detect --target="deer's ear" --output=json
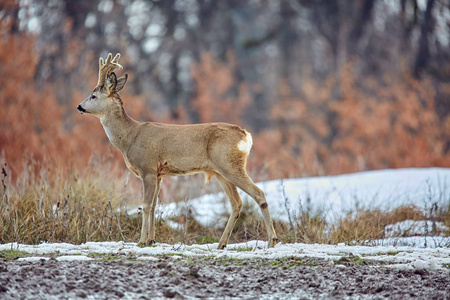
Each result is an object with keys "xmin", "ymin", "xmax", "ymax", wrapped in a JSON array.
[
  {"xmin": 116, "ymin": 74, "xmax": 128, "ymax": 92},
  {"xmin": 106, "ymin": 72, "xmax": 117, "ymax": 93}
]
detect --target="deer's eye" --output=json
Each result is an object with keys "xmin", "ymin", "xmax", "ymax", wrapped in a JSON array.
[{"xmin": 91, "ymin": 95, "xmax": 96, "ymax": 100}]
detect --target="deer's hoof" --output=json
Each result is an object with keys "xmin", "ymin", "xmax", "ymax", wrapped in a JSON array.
[
  {"xmin": 138, "ymin": 240, "xmax": 156, "ymax": 247},
  {"xmin": 268, "ymin": 237, "xmax": 278, "ymax": 248}
]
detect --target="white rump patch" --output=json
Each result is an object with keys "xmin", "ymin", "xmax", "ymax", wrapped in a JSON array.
[{"xmin": 237, "ymin": 131, "xmax": 253, "ymax": 153}]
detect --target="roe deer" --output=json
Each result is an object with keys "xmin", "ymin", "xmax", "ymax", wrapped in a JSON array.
[{"xmin": 77, "ymin": 53, "xmax": 278, "ymax": 248}]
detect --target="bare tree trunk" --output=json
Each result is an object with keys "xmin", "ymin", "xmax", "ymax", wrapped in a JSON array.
[
  {"xmin": 347, "ymin": 0, "xmax": 376, "ymax": 56},
  {"xmin": 413, "ymin": 0, "xmax": 436, "ymax": 78}
]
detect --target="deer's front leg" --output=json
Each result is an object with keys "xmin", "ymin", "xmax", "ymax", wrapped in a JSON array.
[{"xmin": 138, "ymin": 174, "xmax": 161, "ymax": 246}]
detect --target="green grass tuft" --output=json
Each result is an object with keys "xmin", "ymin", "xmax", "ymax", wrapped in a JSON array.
[
  {"xmin": 233, "ymin": 246, "xmax": 253, "ymax": 252},
  {"xmin": 0, "ymin": 249, "xmax": 30, "ymax": 260},
  {"xmin": 335, "ymin": 255, "xmax": 369, "ymax": 266},
  {"xmin": 195, "ymin": 236, "xmax": 219, "ymax": 244}
]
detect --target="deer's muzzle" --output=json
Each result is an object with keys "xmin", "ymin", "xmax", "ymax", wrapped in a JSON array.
[{"xmin": 77, "ymin": 105, "xmax": 86, "ymax": 114}]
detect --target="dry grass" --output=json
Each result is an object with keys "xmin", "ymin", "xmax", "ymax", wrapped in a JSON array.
[
  {"xmin": 1, "ymin": 156, "xmax": 140, "ymax": 244},
  {"xmin": 1, "ymin": 156, "xmax": 449, "ymax": 246},
  {"xmin": 329, "ymin": 205, "xmax": 449, "ymax": 245}
]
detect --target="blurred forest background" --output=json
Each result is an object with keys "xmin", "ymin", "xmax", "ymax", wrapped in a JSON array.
[{"xmin": 1, "ymin": 0, "xmax": 450, "ymax": 182}]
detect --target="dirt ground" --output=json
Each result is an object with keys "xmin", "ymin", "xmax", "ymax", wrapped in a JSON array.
[{"xmin": 0, "ymin": 256, "xmax": 449, "ymax": 299}]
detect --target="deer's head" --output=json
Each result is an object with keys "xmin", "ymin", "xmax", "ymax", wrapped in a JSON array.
[{"xmin": 77, "ymin": 53, "xmax": 128, "ymax": 117}]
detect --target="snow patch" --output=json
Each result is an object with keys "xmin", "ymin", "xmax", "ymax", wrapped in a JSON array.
[
  {"xmin": 137, "ymin": 256, "xmax": 159, "ymax": 261},
  {"xmin": 18, "ymin": 257, "xmax": 49, "ymax": 262},
  {"xmin": 2, "ymin": 239, "xmax": 449, "ymax": 270},
  {"xmin": 56, "ymin": 256, "xmax": 94, "ymax": 261}
]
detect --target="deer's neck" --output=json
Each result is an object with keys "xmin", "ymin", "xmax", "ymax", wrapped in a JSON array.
[{"xmin": 100, "ymin": 105, "xmax": 140, "ymax": 153}]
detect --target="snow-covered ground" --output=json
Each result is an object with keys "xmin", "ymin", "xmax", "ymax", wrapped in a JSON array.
[
  {"xmin": 1, "ymin": 239, "xmax": 449, "ymax": 270},
  {"xmin": 158, "ymin": 168, "xmax": 450, "ymax": 227}
]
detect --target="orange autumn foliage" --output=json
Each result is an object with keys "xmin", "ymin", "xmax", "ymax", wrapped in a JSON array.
[
  {"xmin": 254, "ymin": 64, "xmax": 450, "ymax": 178},
  {"xmin": 0, "ymin": 32, "xmax": 64, "ymax": 177},
  {"xmin": 0, "ymin": 29, "xmax": 114, "ymax": 180},
  {"xmin": 191, "ymin": 52, "xmax": 251, "ymax": 125}
]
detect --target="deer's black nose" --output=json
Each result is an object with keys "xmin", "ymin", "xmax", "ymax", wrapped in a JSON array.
[{"xmin": 77, "ymin": 105, "xmax": 86, "ymax": 113}]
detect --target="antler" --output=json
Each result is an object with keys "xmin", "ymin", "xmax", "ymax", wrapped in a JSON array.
[{"xmin": 97, "ymin": 53, "xmax": 123, "ymax": 86}]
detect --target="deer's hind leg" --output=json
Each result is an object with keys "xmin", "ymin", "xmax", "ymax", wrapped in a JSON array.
[
  {"xmin": 215, "ymin": 173, "xmax": 243, "ymax": 250},
  {"xmin": 218, "ymin": 166, "xmax": 278, "ymax": 248}
]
